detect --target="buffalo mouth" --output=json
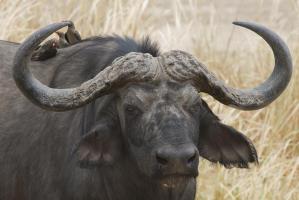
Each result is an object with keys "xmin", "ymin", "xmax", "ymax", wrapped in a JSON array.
[{"xmin": 158, "ymin": 174, "xmax": 196, "ymax": 188}]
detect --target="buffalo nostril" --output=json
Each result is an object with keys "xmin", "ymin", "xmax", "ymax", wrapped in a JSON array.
[
  {"xmin": 156, "ymin": 154, "xmax": 168, "ymax": 165},
  {"xmin": 187, "ymin": 152, "xmax": 196, "ymax": 164}
]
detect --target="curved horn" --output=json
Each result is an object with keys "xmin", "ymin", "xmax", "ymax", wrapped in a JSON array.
[
  {"xmin": 206, "ymin": 21, "xmax": 293, "ymax": 110},
  {"xmin": 13, "ymin": 22, "xmax": 157, "ymax": 111},
  {"xmin": 162, "ymin": 21, "xmax": 292, "ymax": 110}
]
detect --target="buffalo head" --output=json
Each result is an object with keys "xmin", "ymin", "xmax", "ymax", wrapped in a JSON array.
[{"xmin": 12, "ymin": 21, "xmax": 292, "ymax": 188}]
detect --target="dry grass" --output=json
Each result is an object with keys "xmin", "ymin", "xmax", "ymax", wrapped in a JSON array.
[{"xmin": 0, "ymin": 0, "xmax": 298, "ymax": 199}]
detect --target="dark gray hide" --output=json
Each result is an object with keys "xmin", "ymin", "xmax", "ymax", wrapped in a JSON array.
[{"xmin": 0, "ymin": 21, "xmax": 292, "ymax": 200}]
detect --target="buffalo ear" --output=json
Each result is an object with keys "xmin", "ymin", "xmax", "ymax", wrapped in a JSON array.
[
  {"xmin": 198, "ymin": 101, "xmax": 258, "ymax": 168},
  {"xmin": 74, "ymin": 122, "xmax": 123, "ymax": 168}
]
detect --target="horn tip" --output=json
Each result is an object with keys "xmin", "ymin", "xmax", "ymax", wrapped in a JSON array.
[
  {"xmin": 61, "ymin": 20, "xmax": 74, "ymax": 27},
  {"xmin": 232, "ymin": 21, "xmax": 259, "ymax": 30},
  {"xmin": 232, "ymin": 21, "xmax": 247, "ymax": 26}
]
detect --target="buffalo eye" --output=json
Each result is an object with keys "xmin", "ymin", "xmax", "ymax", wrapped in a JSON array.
[
  {"xmin": 124, "ymin": 104, "xmax": 142, "ymax": 117},
  {"xmin": 184, "ymin": 101, "xmax": 201, "ymax": 116}
]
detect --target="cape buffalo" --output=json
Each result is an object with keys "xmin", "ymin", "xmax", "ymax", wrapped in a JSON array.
[{"xmin": 0, "ymin": 21, "xmax": 292, "ymax": 200}]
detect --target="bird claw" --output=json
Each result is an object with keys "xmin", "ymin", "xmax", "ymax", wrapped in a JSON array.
[{"xmin": 60, "ymin": 20, "xmax": 82, "ymax": 44}]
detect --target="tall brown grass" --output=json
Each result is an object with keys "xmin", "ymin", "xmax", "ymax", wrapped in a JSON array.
[{"xmin": 0, "ymin": 0, "xmax": 298, "ymax": 199}]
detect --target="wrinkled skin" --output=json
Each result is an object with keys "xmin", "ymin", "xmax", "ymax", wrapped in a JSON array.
[{"xmin": 0, "ymin": 36, "xmax": 257, "ymax": 200}]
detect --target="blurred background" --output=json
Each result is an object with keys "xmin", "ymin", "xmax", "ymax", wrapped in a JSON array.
[{"xmin": 0, "ymin": 0, "xmax": 298, "ymax": 199}]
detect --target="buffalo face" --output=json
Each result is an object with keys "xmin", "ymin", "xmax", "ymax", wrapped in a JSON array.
[{"xmin": 117, "ymin": 82, "xmax": 200, "ymax": 186}]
